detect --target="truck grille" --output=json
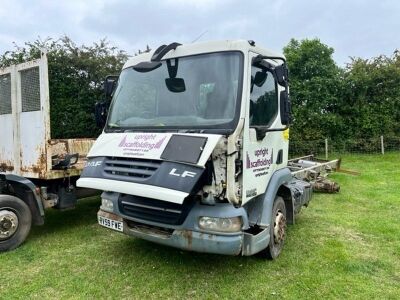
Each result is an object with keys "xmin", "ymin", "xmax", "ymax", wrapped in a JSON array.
[
  {"xmin": 119, "ymin": 195, "xmax": 195, "ymax": 225},
  {"xmin": 104, "ymin": 157, "xmax": 161, "ymax": 182}
]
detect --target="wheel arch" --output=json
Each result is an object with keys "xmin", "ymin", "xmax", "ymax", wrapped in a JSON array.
[
  {"xmin": 277, "ymin": 184, "xmax": 294, "ymax": 225},
  {"xmin": 244, "ymin": 167, "xmax": 293, "ymax": 228},
  {"xmin": 2, "ymin": 174, "xmax": 44, "ymax": 225}
]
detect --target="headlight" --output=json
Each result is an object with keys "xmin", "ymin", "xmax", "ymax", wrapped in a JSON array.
[
  {"xmin": 101, "ymin": 198, "xmax": 114, "ymax": 212},
  {"xmin": 198, "ymin": 216, "xmax": 242, "ymax": 233}
]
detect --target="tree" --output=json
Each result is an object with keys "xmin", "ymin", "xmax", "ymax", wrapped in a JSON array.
[
  {"xmin": 340, "ymin": 52, "xmax": 400, "ymax": 138},
  {"xmin": 283, "ymin": 38, "xmax": 344, "ymax": 142}
]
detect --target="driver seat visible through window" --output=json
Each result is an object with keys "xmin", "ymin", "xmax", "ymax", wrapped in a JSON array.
[{"xmin": 205, "ymin": 83, "xmax": 235, "ymax": 119}]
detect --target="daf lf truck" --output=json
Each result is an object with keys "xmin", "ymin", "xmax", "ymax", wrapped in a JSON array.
[{"xmin": 77, "ymin": 40, "xmax": 334, "ymax": 258}]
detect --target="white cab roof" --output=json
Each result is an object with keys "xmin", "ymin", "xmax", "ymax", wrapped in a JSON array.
[{"xmin": 123, "ymin": 39, "xmax": 284, "ymax": 69}]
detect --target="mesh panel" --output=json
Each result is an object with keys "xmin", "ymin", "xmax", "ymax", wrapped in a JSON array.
[
  {"xmin": 21, "ymin": 67, "xmax": 41, "ymax": 112},
  {"xmin": 0, "ymin": 73, "xmax": 12, "ymax": 115}
]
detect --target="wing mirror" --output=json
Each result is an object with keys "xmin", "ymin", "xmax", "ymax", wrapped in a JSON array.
[
  {"xmin": 95, "ymin": 75, "xmax": 118, "ymax": 128},
  {"xmin": 94, "ymin": 101, "xmax": 108, "ymax": 128},
  {"xmin": 104, "ymin": 75, "xmax": 119, "ymax": 100},
  {"xmin": 280, "ymin": 90, "xmax": 291, "ymax": 125},
  {"xmin": 274, "ymin": 64, "xmax": 288, "ymax": 87}
]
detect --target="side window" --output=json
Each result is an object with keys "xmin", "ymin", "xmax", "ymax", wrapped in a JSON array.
[{"xmin": 250, "ymin": 67, "xmax": 278, "ymax": 127}]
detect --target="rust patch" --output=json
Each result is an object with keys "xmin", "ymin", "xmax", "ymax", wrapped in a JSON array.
[
  {"xmin": 20, "ymin": 153, "xmax": 48, "ymax": 179},
  {"xmin": 181, "ymin": 230, "xmax": 193, "ymax": 249},
  {"xmin": 17, "ymin": 138, "xmax": 94, "ymax": 179},
  {"xmin": 0, "ymin": 162, "xmax": 14, "ymax": 172},
  {"xmin": 312, "ymin": 178, "xmax": 340, "ymax": 193},
  {"xmin": 49, "ymin": 138, "xmax": 95, "ymax": 172}
]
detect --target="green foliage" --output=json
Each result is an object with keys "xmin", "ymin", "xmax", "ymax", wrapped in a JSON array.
[
  {"xmin": 284, "ymin": 38, "xmax": 400, "ymax": 144},
  {"xmin": 0, "ymin": 36, "xmax": 128, "ymax": 138},
  {"xmin": 284, "ymin": 39, "xmax": 344, "ymax": 142},
  {"xmin": 340, "ymin": 52, "xmax": 400, "ymax": 138}
]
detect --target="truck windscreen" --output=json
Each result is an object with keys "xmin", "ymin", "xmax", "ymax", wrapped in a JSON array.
[{"xmin": 107, "ymin": 52, "xmax": 242, "ymax": 131}]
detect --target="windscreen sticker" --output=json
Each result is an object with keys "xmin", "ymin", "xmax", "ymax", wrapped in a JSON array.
[{"xmin": 246, "ymin": 147, "xmax": 274, "ymax": 177}]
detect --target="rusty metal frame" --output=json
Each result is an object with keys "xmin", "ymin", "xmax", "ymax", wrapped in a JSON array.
[{"xmin": 288, "ymin": 155, "xmax": 340, "ymax": 180}]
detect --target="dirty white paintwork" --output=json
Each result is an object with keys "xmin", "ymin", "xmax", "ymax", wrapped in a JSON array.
[
  {"xmin": 19, "ymin": 56, "xmax": 49, "ymax": 178},
  {"xmin": 0, "ymin": 56, "xmax": 49, "ymax": 178},
  {"xmin": 240, "ymin": 51, "xmax": 288, "ymax": 205}
]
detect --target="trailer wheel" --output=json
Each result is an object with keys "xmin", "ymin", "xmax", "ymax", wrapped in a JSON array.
[
  {"xmin": 262, "ymin": 196, "xmax": 287, "ymax": 260},
  {"xmin": 0, "ymin": 195, "xmax": 32, "ymax": 252}
]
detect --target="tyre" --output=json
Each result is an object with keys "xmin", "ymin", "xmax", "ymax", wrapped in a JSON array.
[
  {"xmin": 0, "ymin": 195, "xmax": 32, "ymax": 252},
  {"xmin": 262, "ymin": 196, "xmax": 287, "ymax": 260}
]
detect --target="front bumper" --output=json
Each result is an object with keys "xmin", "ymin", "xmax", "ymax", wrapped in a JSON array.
[{"xmin": 98, "ymin": 210, "xmax": 243, "ymax": 255}]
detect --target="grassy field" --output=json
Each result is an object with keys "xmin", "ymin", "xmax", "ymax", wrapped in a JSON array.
[{"xmin": 0, "ymin": 153, "xmax": 399, "ymax": 299}]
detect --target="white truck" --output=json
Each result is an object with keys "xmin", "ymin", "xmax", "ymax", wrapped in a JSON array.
[
  {"xmin": 78, "ymin": 40, "xmax": 339, "ymax": 258},
  {"xmin": 0, "ymin": 54, "xmax": 94, "ymax": 251}
]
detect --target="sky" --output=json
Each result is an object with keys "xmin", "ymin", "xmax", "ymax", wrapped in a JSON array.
[{"xmin": 0, "ymin": 0, "xmax": 399, "ymax": 65}]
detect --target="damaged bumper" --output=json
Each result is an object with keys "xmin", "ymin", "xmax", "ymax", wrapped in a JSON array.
[{"xmin": 97, "ymin": 200, "xmax": 251, "ymax": 256}]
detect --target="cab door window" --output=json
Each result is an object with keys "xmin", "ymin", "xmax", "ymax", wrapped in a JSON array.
[{"xmin": 249, "ymin": 67, "xmax": 278, "ymax": 127}]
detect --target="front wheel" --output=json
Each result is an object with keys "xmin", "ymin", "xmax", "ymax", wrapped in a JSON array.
[
  {"xmin": 262, "ymin": 196, "xmax": 287, "ymax": 260},
  {"xmin": 0, "ymin": 195, "xmax": 32, "ymax": 252}
]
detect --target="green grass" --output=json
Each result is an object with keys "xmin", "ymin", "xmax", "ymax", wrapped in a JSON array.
[{"xmin": 1, "ymin": 153, "xmax": 399, "ymax": 299}]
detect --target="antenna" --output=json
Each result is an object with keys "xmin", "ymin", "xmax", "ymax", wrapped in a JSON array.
[{"xmin": 191, "ymin": 30, "xmax": 208, "ymax": 43}]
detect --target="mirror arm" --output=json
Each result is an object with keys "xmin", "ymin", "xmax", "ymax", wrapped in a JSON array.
[
  {"xmin": 252, "ymin": 55, "xmax": 288, "ymax": 87},
  {"xmin": 252, "ymin": 55, "xmax": 286, "ymax": 64},
  {"xmin": 252, "ymin": 126, "xmax": 289, "ymax": 140}
]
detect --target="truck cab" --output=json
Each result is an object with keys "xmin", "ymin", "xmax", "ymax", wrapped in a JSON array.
[{"xmin": 78, "ymin": 40, "xmax": 311, "ymax": 258}]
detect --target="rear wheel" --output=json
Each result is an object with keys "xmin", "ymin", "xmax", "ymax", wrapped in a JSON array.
[
  {"xmin": 0, "ymin": 195, "xmax": 32, "ymax": 252},
  {"xmin": 263, "ymin": 196, "xmax": 287, "ymax": 260}
]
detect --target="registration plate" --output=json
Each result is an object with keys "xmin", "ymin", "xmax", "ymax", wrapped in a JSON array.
[{"xmin": 98, "ymin": 215, "xmax": 123, "ymax": 232}]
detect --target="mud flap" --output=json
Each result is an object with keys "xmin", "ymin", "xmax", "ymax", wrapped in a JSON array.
[{"xmin": 55, "ymin": 186, "xmax": 77, "ymax": 209}]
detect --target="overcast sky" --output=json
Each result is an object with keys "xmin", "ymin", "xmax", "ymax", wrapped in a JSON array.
[{"xmin": 0, "ymin": 0, "xmax": 399, "ymax": 65}]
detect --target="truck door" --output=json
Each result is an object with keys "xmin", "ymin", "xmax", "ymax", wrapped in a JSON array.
[{"xmin": 241, "ymin": 53, "xmax": 288, "ymax": 204}]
